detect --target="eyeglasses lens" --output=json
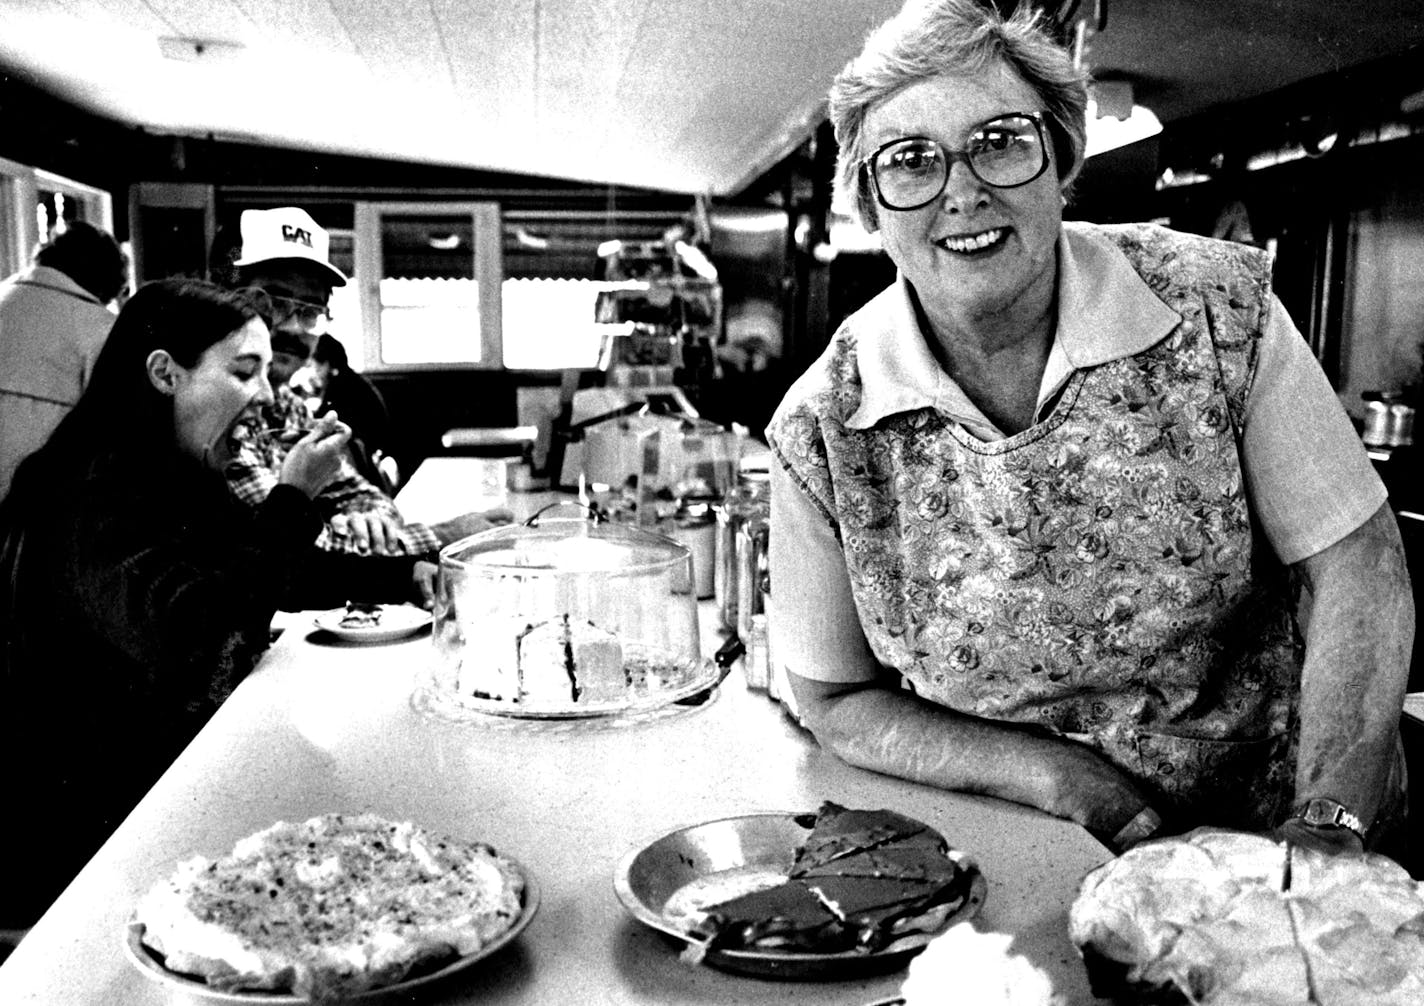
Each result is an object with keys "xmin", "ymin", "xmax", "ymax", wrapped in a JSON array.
[
  {"xmin": 872, "ymin": 114, "xmax": 1046, "ymax": 209},
  {"xmin": 270, "ymin": 295, "xmax": 330, "ymax": 330}
]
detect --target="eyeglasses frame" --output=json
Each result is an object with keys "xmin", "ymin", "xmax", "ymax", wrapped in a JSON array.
[
  {"xmin": 861, "ymin": 111, "xmax": 1052, "ymax": 212},
  {"xmin": 264, "ymin": 291, "xmax": 332, "ymax": 325}
]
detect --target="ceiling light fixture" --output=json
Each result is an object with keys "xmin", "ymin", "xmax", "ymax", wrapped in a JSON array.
[
  {"xmin": 156, "ymin": 36, "xmax": 246, "ymax": 63},
  {"xmin": 1295, "ymin": 113, "xmax": 1341, "ymax": 158},
  {"xmin": 513, "ymin": 227, "xmax": 550, "ymax": 250},
  {"xmin": 673, "ymin": 241, "xmax": 719, "ymax": 282}
]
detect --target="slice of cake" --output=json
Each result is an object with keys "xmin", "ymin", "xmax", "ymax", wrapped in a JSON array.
[
  {"xmin": 688, "ymin": 802, "xmax": 973, "ymax": 956},
  {"xmin": 338, "ymin": 601, "xmax": 383, "ymax": 629},
  {"xmin": 514, "ymin": 615, "xmax": 625, "ymax": 704}
]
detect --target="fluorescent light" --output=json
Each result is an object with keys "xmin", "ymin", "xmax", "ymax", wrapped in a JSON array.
[
  {"xmin": 673, "ymin": 241, "xmax": 719, "ymax": 281},
  {"xmin": 156, "ymin": 37, "xmax": 245, "ymax": 63},
  {"xmin": 1084, "ymin": 98, "xmax": 1162, "ymax": 158}
]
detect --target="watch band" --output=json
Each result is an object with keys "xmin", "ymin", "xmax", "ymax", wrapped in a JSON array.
[{"xmin": 1290, "ymin": 797, "xmax": 1367, "ymax": 841}]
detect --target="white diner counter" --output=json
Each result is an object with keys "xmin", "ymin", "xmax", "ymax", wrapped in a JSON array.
[{"xmin": 0, "ymin": 458, "xmax": 1114, "ymax": 1005}]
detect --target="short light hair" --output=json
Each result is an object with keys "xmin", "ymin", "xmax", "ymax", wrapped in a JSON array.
[{"xmin": 829, "ymin": 0, "xmax": 1089, "ymax": 231}]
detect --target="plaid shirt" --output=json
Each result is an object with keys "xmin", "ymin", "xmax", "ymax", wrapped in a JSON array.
[{"xmin": 226, "ymin": 385, "xmax": 440, "ymax": 555}]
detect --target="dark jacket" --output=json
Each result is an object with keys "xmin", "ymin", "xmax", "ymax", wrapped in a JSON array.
[
  {"xmin": 316, "ymin": 369, "xmax": 394, "ymax": 488},
  {"xmin": 0, "ymin": 449, "xmax": 418, "ymax": 924}
]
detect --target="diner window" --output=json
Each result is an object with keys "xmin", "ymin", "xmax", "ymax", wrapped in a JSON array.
[
  {"xmin": 501, "ymin": 278, "xmax": 627, "ymax": 370},
  {"xmin": 36, "ymin": 170, "xmax": 114, "ymax": 236},
  {"xmin": 0, "ymin": 160, "xmax": 114, "ymax": 279},
  {"xmin": 352, "ymin": 202, "xmax": 503, "ymax": 371}
]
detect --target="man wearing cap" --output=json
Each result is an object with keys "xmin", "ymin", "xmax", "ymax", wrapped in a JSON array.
[{"xmin": 225, "ymin": 207, "xmax": 504, "ymax": 556}]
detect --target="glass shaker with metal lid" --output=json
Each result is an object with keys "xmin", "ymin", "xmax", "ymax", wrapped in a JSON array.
[{"xmin": 714, "ymin": 466, "xmax": 769, "ymax": 632}]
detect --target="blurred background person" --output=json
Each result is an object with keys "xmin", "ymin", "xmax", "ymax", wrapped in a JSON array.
[
  {"xmin": 0, "ymin": 279, "xmax": 433, "ymax": 930},
  {"xmin": 0, "ymin": 221, "xmax": 127, "ymax": 498},
  {"xmin": 308, "ymin": 333, "xmax": 399, "ymax": 492}
]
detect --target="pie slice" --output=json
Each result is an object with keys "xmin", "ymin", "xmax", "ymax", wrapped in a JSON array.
[
  {"xmin": 1070, "ymin": 834, "xmax": 1259, "ymax": 992},
  {"xmin": 1287, "ymin": 849, "xmax": 1424, "ymax": 1006},
  {"xmin": 789, "ymin": 804, "xmax": 936, "ymax": 873},
  {"xmin": 688, "ymin": 802, "xmax": 973, "ymax": 956},
  {"xmin": 1150, "ymin": 885, "xmax": 1310, "ymax": 1003},
  {"xmin": 689, "ymin": 877, "xmax": 844, "ymax": 952}
]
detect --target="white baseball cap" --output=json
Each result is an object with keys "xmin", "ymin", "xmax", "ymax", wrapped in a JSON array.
[{"xmin": 232, "ymin": 207, "xmax": 347, "ymax": 287}]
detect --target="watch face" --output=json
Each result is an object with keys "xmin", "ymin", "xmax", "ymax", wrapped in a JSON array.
[{"xmin": 1296, "ymin": 798, "xmax": 1364, "ymax": 838}]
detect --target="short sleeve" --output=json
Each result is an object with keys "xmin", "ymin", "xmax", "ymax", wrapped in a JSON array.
[
  {"xmin": 769, "ymin": 460, "xmax": 882, "ymax": 684},
  {"xmin": 1240, "ymin": 296, "xmax": 1387, "ymax": 564}
]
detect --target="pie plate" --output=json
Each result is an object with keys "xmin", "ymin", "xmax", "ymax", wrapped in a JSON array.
[
  {"xmin": 613, "ymin": 812, "xmax": 986, "ymax": 981},
  {"xmin": 123, "ymin": 869, "xmax": 539, "ymax": 1003},
  {"xmin": 312, "ymin": 604, "xmax": 432, "ymax": 643}
]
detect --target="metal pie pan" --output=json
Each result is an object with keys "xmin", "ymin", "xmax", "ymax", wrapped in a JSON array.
[{"xmin": 613, "ymin": 812, "xmax": 985, "ymax": 981}]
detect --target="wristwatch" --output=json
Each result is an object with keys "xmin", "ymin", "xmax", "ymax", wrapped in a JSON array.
[{"xmin": 1290, "ymin": 798, "xmax": 1367, "ymax": 842}]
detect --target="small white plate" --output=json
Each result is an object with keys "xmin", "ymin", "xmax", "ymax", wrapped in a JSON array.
[{"xmin": 312, "ymin": 604, "xmax": 432, "ymax": 643}]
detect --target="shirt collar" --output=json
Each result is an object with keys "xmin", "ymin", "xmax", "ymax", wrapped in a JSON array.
[
  {"xmin": 17, "ymin": 264, "xmax": 103, "ymax": 306},
  {"xmin": 847, "ymin": 222, "xmax": 1183, "ymax": 431}
]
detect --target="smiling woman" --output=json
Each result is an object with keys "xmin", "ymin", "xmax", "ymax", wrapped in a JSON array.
[
  {"xmin": 767, "ymin": 0, "xmax": 1413, "ymax": 867},
  {"xmin": 0, "ymin": 280, "xmax": 432, "ymax": 928}
]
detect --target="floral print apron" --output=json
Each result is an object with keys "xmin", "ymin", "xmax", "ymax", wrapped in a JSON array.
[{"xmin": 771, "ymin": 224, "xmax": 1301, "ymax": 830}]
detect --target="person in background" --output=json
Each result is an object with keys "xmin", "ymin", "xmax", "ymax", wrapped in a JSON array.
[
  {"xmin": 768, "ymin": 0, "xmax": 1411, "ymax": 859},
  {"xmin": 0, "ymin": 221, "xmax": 127, "ymax": 498},
  {"xmin": 223, "ymin": 207, "xmax": 507, "ymax": 556},
  {"xmin": 0, "ymin": 279, "xmax": 435, "ymax": 930},
  {"xmin": 310, "ymin": 333, "xmax": 399, "ymax": 492}
]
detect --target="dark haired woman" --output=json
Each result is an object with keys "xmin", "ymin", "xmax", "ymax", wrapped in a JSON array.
[{"xmin": 0, "ymin": 280, "xmax": 431, "ymax": 928}]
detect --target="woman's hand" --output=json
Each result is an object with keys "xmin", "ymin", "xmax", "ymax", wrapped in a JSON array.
[
  {"xmin": 1034, "ymin": 739, "xmax": 1161, "ymax": 850},
  {"xmin": 277, "ymin": 414, "xmax": 352, "ymax": 498}
]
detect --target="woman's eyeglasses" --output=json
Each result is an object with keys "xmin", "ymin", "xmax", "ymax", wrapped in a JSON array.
[{"xmin": 862, "ymin": 112, "xmax": 1050, "ymax": 211}]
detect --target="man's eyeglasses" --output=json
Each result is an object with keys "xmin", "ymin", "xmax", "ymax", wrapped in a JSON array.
[
  {"xmin": 265, "ymin": 292, "xmax": 332, "ymax": 328},
  {"xmin": 862, "ymin": 112, "xmax": 1050, "ymax": 211}
]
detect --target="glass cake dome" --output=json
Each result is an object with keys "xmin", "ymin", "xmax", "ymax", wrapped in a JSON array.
[{"xmin": 428, "ymin": 504, "xmax": 714, "ymax": 719}]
